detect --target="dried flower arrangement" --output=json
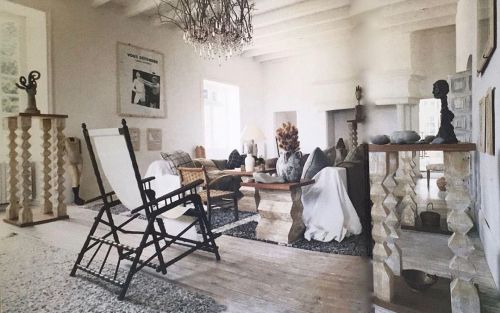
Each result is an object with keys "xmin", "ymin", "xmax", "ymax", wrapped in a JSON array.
[{"xmin": 276, "ymin": 122, "xmax": 300, "ymax": 153}]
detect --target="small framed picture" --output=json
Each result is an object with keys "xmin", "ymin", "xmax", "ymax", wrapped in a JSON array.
[
  {"xmin": 147, "ymin": 128, "xmax": 162, "ymax": 151},
  {"xmin": 129, "ymin": 127, "xmax": 140, "ymax": 151}
]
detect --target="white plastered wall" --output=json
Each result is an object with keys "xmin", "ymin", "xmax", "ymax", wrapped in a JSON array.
[{"xmin": 8, "ymin": 0, "xmax": 265, "ymax": 200}]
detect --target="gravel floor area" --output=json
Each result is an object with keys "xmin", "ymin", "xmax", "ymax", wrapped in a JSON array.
[
  {"xmin": 223, "ymin": 221, "xmax": 372, "ymax": 257},
  {"xmin": 0, "ymin": 231, "xmax": 226, "ymax": 313}
]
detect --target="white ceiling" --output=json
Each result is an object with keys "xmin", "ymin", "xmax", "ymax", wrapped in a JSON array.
[{"xmin": 91, "ymin": 0, "xmax": 459, "ymax": 62}]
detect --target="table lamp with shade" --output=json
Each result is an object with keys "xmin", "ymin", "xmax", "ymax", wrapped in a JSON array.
[{"xmin": 241, "ymin": 124, "xmax": 265, "ymax": 172}]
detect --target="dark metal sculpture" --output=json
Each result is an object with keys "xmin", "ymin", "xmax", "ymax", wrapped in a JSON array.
[
  {"xmin": 432, "ymin": 80, "xmax": 458, "ymax": 144},
  {"xmin": 71, "ymin": 119, "xmax": 221, "ymax": 300},
  {"xmin": 16, "ymin": 70, "xmax": 41, "ymax": 114}
]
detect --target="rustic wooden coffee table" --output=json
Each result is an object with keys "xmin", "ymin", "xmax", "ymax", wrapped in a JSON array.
[
  {"xmin": 222, "ymin": 169, "xmax": 275, "ymax": 212},
  {"xmin": 240, "ymin": 179, "xmax": 315, "ymax": 244}
]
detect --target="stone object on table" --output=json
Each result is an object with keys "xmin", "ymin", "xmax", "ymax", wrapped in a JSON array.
[
  {"xmin": 431, "ymin": 137, "xmax": 446, "ymax": 144},
  {"xmin": 402, "ymin": 269, "xmax": 439, "ymax": 292},
  {"xmin": 390, "ymin": 131, "xmax": 421, "ymax": 144},
  {"xmin": 370, "ymin": 135, "xmax": 390, "ymax": 145},
  {"xmin": 424, "ymin": 135, "xmax": 436, "ymax": 143},
  {"xmin": 437, "ymin": 176, "xmax": 447, "ymax": 191},
  {"xmin": 253, "ymin": 172, "xmax": 285, "ymax": 184}
]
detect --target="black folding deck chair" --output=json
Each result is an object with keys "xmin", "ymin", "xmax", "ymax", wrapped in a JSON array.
[{"xmin": 70, "ymin": 119, "xmax": 221, "ymax": 300}]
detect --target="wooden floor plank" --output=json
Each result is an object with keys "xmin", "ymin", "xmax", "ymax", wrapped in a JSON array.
[{"xmin": 0, "ymin": 207, "xmax": 372, "ymax": 313}]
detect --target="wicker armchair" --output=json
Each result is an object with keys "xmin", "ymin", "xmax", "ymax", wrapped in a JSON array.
[{"xmin": 178, "ymin": 166, "xmax": 239, "ymax": 225}]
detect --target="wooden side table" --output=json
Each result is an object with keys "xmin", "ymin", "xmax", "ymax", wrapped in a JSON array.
[{"xmin": 240, "ymin": 180, "xmax": 314, "ymax": 244}]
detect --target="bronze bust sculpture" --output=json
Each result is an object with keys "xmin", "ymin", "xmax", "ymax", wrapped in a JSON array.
[{"xmin": 431, "ymin": 80, "xmax": 458, "ymax": 144}]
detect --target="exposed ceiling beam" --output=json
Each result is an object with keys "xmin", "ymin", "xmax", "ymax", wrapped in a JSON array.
[
  {"xmin": 251, "ymin": 20, "xmax": 352, "ymax": 50},
  {"xmin": 126, "ymin": 0, "xmax": 157, "ymax": 17},
  {"xmin": 253, "ymin": 0, "xmax": 308, "ymax": 14},
  {"xmin": 381, "ymin": 0, "xmax": 458, "ymax": 17},
  {"xmin": 243, "ymin": 31, "xmax": 350, "ymax": 57},
  {"xmin": 254, "ymin": 51, "xmax": 302, "ymax": 63},
  {"xmin": 380, "ymin": 3, "xmax": 457, "ymax": 28},
  {"xmin": 253, "ymin": 6, "xmax": 350, "ymax": 39},
  {"xmin": 91, "ymin": 0, "xmax": 112, "ymax": 8},
  {"xmin": 387, "ymin": 14, "xmax": 456, "ymax": 33},
  {"xmin": 253, "ymin": 0, "xmax": 350, "ymax": 28}
]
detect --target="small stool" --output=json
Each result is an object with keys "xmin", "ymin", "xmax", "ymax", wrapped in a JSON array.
[{"xmin": 426, "ymin": 163, "xmax": 444, "ymax": 189}]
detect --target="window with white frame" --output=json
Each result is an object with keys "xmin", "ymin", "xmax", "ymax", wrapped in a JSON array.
[{"xmin": 203, "ymin": 80, "xmax": 240, "ymax": 159}]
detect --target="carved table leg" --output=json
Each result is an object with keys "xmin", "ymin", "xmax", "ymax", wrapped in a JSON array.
[
  {"xmin": 41, "ymin": 118, "xmax": 53, "ymax": 214},
  {"xmin": 18, "ymin": 116, "xmax": 33, "ymax": 224},
  {"xmin": 55, "ymin": 118, "xmax": 67, "ymax": 217},
  {"xmin": 394, "ymin": 151, "xmax": 417, "ymax": 226},
  {"xmin": 412, "ymin": 151, "xmax": 423, "ymax": 178},
  {"xmin": 5, "ymin": 117, "xmax": 19, "ymax": 221},
  {"xmin": 255, "ymin": 188, "xmax": 305, "ymax": 244},
  {"xmin": 370, "ymin": 152, "xmax": 394, "ymax": 302},
  {"xmin": 444, "ymin": 152, "xmax": 479, "ymax": 313},
  {"xmin": 239, "ymin": 177, "xmax": 260, "ymax": 212},
  {"xmin": 383, "ymin": 152, "xmax": 402, "ymax": 276}
]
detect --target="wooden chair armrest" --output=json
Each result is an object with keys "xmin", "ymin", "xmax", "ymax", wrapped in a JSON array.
[
  {"xmin": 141, "ymin": 176, "xmax": 155, "ymax": 184},
  {"xmin": 130, "ymin": 179, "xmax": 203, "ymax": 214},
  {"xmin": 207, "ymin": 174, "xmax": 237, "ymax": 187}
]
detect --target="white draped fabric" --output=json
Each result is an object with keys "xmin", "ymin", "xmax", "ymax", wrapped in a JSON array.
[
  {"xmin": 301, "ymin": 167, "xmax": 362, "ymax": 242},
  {"xmin": 145, "ymin": 160, "xmax": 199, "ymax": 241}
]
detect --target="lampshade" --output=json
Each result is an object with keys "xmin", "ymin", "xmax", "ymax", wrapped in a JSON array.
[{"xmin": 241, "ymin": 125, "xmax": 265, "ymax": 141}]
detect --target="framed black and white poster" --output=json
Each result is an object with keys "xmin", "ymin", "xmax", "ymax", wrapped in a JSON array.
[{"xmin": 117, "ymin": 42, "xmax": 166, "ymax": 118}]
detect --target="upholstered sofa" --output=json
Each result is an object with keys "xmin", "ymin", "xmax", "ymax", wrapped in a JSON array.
[{"xmin": 155, "ymin": 146, "xmax": 370, "ymax": 229}]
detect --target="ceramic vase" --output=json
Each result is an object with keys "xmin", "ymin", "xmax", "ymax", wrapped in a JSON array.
[{"xmin": 276, "ymin": 151, "xmax": 303, "ymax": 182}]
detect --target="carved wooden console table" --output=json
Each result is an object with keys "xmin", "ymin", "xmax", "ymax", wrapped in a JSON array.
[
  {"xmin": 240, "ymin": 179, "xmax": 314, "ymax": 244},
  {"xmin": 369, "ymin": 143, "xmax": 478, "ymax": 313},
  {"xmin": 4, "ymin": 113, "xmax": 69, "ymax": 227}
]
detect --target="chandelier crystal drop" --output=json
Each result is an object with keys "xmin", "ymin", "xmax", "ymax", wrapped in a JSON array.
[{"xmin": 156, "ymin": 0, "xmax": 254, "ymax": 61}]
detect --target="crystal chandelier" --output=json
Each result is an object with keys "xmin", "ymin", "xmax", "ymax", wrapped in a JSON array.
[{"xmin": 156, "ymin": 0, "xmax": 254, "ymax": 61}]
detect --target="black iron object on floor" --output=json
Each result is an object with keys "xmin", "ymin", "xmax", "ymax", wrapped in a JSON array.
[{"xmin": 70, "ymin": 120, "xmax": 221, "ymax": 300}]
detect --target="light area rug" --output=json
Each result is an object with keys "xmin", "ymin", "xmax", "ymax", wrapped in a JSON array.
[{"xmin": 0, "ymin": 231, "xmax": 226, "ymax": 313}]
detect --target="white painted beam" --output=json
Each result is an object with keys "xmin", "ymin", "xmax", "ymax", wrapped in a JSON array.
[
  {"xmin": 253, "ymin": 6, "xmax": 350, "ymax": 39},
  {"xmin": 381, "ymin": 0, "xmax": 458, "ymax": 18},
  {"xmin": 251, "ymin": 20, "xmax": 352, "ymax": 49},
  {"xmin": 91, "ymin": 0, "xmax": 112, "ymax": 8},
  {"xmin": 253, "ymin": 0, "xmax": 350, "ymax": 28},
  {"xmin": 243, "ymin": 30, "xmax": 350, "ymax": 57},
  {"xmin": 387, "ymin": 14, "xmax": 456, "ymax": 33},
  {"xmin": 253, "ymin": 0, "xmax": 308, "ymax": 14},
  {"xmin": 126, "ymin": 0, "xmax": 157, "ymax": 17},
  {"xmin": 380, "ymin": 3, "xmax": 457, "ymax": 28}
]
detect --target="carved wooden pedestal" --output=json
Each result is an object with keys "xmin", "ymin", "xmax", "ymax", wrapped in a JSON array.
[
  {"xmin": 3, "ymin": 113, "xmax": 69, "ymax": 227},
  {"xmin": 369, "ymin": 152, "xmax": 400, "ymax": 302},
  {"xmin": 369, "ymin": 143, "xmax": 478, "ymax": 313},
  {"xmin": 444, "ymin": 152, "xmax": 479, "ymax": 313},
  {"xmin": 240, "ymin": 180, "xmax": 314, "ymax": 244}
]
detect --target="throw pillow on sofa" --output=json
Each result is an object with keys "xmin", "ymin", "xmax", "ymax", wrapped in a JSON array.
[
  {"xmin": 301, "ymin": 147, "xmax": 330, "ymax": 180},
  {"xmin": 227, "ymin": 149, "xmax": 247, "ymax": 169},
  {"xmin": 193, "ymin": 158, "xmax": 219, "ymax": 172},
  {"xmin": 160, "ymin": 150, "xmax": 195, "ymax": 175}
]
